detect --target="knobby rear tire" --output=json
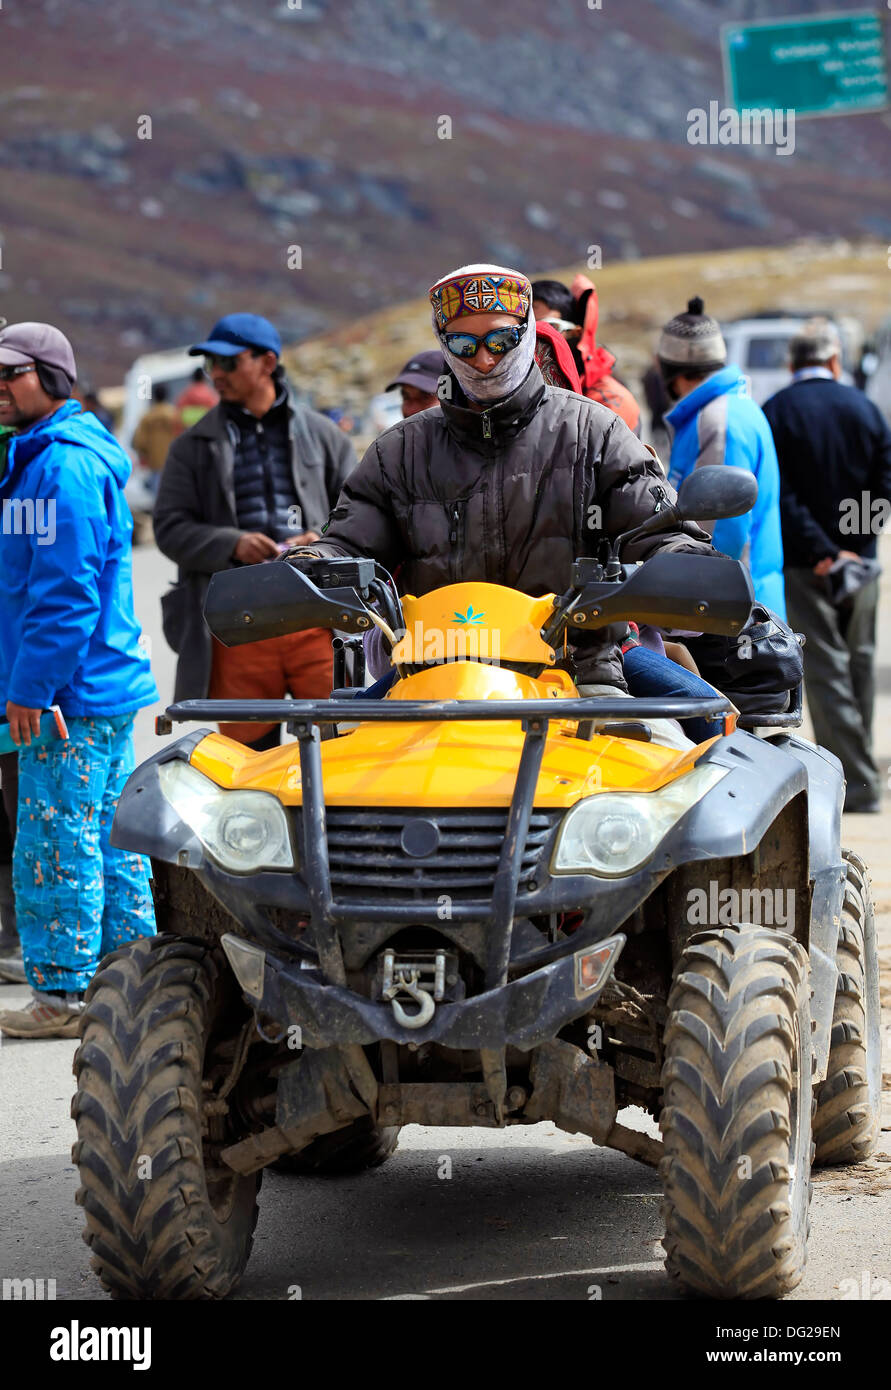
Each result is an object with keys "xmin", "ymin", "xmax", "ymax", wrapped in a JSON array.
[
  {"xmin": 660, "ymin": 924, "xmax": 813, "ymax": 1300},
  {"xmin": 813, "ymin": 851, "xmax": 882, "ymax": 1165}
]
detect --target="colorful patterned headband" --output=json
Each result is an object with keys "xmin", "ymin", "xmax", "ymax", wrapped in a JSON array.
[{"xmin": 430, "ymin": 269, "xmax": 531, "ymax": 331}]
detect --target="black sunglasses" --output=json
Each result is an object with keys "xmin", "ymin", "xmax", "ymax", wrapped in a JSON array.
[
  {"xmin": 203, "ymin": 350, "xmax": 255, "ymax": 373},
  {"xmin": 0, "ymin": 364, "xmax": 36, "ymax": 382},
  {"xmin": 442, "ymin": 322, "xmax": 528, "ymax": 360}
]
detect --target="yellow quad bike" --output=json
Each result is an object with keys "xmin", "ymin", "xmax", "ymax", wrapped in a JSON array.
[{"xmin": 72, "ymin": 467, "xmax": 881, "ymax": 1301}]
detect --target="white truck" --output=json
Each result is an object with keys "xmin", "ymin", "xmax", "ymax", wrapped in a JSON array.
[
  {"xmin": 118, "ymin": 346, "xmax": 207, "ymax": 513},
  {"xmin": 720, "ymin": 313, "xmax": 857, "ymax": 406}
]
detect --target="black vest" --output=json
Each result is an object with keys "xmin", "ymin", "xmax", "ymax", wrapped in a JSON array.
[{"xmin": 228, "ymin": 392, "xmax": 299, "ymax": 542}]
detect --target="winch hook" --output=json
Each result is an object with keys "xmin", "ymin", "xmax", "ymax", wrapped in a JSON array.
[{"xmin": 384, "ymin": 969, "xmax": 435, "ymax": 1029}]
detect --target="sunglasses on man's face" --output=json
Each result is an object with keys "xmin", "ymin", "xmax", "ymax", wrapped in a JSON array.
[
  {"xmin": 442, "ymin": 322, "xmax": 528, "ymax": 360},
  {"xmin": 203, "ymin": 351, "xmax": 250, "ymax": 373},
  {"xmin": 0, "ymin": 364, "xmax": 36, "ymax": 382}
]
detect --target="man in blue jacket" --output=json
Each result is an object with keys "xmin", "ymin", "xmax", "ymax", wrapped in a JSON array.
[
  {"xmin": 659, "ymin": 298, "xmax": 785, "ymax": 618},
  {"xmin": 0, "ymin": 323, "xmax": 158, "ymax": 1039}
]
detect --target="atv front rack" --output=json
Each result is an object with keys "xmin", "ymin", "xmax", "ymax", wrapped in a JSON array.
[{"xmin": 159, "ymin": 695, "xmax": 732, "ymax": 992}]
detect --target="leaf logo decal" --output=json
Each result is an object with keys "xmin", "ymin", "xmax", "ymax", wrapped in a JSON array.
[{"xmin": 453, "ymin": 605, "xmax": 485, "ymax": 625}]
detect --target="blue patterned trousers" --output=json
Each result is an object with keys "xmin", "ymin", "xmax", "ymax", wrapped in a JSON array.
[{"xmin": 13, "ymin": 714, "xmax": 156, "ymax": 992}]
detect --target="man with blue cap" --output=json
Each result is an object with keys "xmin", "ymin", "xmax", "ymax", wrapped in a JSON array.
[{"xmin": 153, "ymin": 313, "xmax": 357, "ymax": 748}]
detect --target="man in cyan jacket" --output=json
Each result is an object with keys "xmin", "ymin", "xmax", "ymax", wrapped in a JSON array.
[
  {"xmin": 660, "ymin": 298, "xmax": 785, "ymax": 618},
  {"xmin": 0, "ymin": 323, "xmax": 157, "ymax": 1038},
  {"xmin": 153, "ymin": 314, "xmax": 356, "ymax": 749}
]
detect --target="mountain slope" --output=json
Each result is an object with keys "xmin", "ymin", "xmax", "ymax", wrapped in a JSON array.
[{"xmin": 1, "ymin": 0, "xmax": 889, "ymax": 382}]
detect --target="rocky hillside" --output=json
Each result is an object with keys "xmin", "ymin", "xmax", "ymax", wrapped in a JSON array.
[{"xmin": 0, "ymin": 0, "xmax": 889, "ymax": 383}]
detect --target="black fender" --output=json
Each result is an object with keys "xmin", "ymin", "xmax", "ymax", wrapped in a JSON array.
[
  {"xmin": 110, "ymin": 731, "xmax": 211, "ymax": 866},
  {"xmin": 765, "ymin": 733, "xmax": 846, "ymax": 1081}
]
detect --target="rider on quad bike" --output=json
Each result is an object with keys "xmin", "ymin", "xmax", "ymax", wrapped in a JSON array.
[
  {"xmin": 283, "ymin": 262, "xmax": 719, "ymax": 724},
  {"xmin": 70, "ymin": 265, "xmax": 881, "ymax": 1303}
]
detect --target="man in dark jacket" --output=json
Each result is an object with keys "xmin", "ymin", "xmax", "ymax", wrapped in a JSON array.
[
  {"xmin": 285, "ymin": 263, "xmax": 716, "ymax": 706},
  {"xmin": 764, "ymin": 319, "xmax": 891, "ymax": 812},
  {"xmin": 153, "ymin": 314, "xmax": 356, "ymax": 748}
]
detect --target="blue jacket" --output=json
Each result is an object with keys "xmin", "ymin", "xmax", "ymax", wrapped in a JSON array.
[
  {"xmin": 0, "ymin": 401, "xmax": 158, "ymax": 716},
  {"xmin": 665, "ymin": 365, "xmax": 786, "ymax": 618}
]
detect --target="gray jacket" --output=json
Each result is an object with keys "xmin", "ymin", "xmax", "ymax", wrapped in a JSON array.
[
  {"xmin": 310, "ymin": 365, "xmax": 714, "ymax": 688},
  {"xmin": 154, "ymin": 380, "xmax": 356, "ymax": 700}
]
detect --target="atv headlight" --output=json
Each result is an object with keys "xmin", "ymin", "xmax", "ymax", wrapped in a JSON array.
[
  {"xmin": 158, "ymin": 760, "xmax": 294, "ymax": 873},
  {"xmin": 552, "ymin": 763, "xmax": 728, "ymax": 878}
]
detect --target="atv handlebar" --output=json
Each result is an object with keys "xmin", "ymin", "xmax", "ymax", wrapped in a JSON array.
[{"xmin": 204, "ymin": 551, "xmax": 753, "ymax": 654}]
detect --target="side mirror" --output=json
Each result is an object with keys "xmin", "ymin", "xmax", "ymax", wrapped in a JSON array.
[{"xmin": 676, "ymin": 464, "xmax": 758, "ymax": 524}]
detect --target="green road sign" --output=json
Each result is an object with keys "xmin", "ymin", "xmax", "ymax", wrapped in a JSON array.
[{"xmin": 722, "ymin": 9, "xmax": 889, "ymax": 118}]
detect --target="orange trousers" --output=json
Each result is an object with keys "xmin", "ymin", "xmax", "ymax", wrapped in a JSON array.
[{"xmin": 208, "ymin": 627, "xmax": 334, "ymax": 744}]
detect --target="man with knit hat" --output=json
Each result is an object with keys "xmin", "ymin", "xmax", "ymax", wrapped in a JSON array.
[
  {"xmin": 283, "ymin": 263, "xmax": 719, "ymax": 716},
  {"xmin": 658, "ymin": 296, "xmax": 785, "ymax": 617}
]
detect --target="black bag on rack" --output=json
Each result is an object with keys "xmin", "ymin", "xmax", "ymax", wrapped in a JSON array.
[{"xmin": 683, "ymin": 604, "xmax": 804, "ymax": 716}]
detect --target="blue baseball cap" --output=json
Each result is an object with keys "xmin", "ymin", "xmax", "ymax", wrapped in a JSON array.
[{"xmin": 189, "ymin": 313, "xmax": 281, "ymax": 358}]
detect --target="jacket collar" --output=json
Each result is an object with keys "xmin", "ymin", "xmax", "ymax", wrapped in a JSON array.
[
  {"xmin": 188, "ymin": 377, "xmax": 299, "ymax": 441},
  {"xmin": 664, "ymin": 364, "xmax": 746, "ymax": 429},
  {"xmin": 2, "ymin": 400, "xmax": 83, "ymax": 485},
  {"xmin": 791, "ymin": 366, "xmax": 835, "ymax": 383},
  {"xmin": 225, "ymin": 384, "xmax": 288, "ymax": 431},
  {"xmin": 440, "ymin": 362, "xmax": 547, "ymax": 444}
]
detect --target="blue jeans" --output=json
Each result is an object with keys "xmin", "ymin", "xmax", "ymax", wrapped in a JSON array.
[
  {"xmin": 623, "ymin": 646, "xmax": 724, "ymax": 744},
  {"xmin": 353, "ymin": 670, "xmax": 398, "ymax": 699},
  {"xmin": 14, "ymin": 714, "xmax": 156, "ymax": 993}
]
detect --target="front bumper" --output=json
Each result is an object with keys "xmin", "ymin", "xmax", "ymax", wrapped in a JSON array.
[{"xmin": 248, "ymin": 934, "xmax": 624, "ymax": 1050}]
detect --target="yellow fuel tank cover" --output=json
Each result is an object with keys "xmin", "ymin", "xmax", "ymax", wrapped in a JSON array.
[{"xmin": 391, "ymin": 582, "xmax": 557, "ymax": 667}]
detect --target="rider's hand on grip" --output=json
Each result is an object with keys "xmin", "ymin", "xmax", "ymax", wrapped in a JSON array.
[{"xmin": 278, "ymin": 546, "xmax": 322, "ymax": 568}]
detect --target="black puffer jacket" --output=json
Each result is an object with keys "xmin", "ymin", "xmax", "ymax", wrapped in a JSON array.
[{"xmin": 311, "ymin": 364, "xmax": 715, "ymax": 687}]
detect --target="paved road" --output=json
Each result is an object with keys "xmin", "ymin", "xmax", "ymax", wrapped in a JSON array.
[{"xmin": 1, "ymin": 544, "xmax": 888, "ymax": 1301}]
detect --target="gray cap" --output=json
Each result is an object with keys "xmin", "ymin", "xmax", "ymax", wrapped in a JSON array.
[
  {"xmin": 386, "ymin": 349, "xmax": 446, "ymax": 394},
  {"xmin": 0, "ymin": 321, "xmax": 77, "ymax": 381},
  {"xmin": 657, "ymin": 297, "xmax": 726, "ymax": 370},
  {"xmin": 789, "ymin": 317, "xmax": 842, "ymax": 367}
]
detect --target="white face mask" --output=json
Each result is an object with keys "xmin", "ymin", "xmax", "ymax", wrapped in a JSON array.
[{"xmin": 434, "ymin": 307, "xmax": 537, "ymax": 405}]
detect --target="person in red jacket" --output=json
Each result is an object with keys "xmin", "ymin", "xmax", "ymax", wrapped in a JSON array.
[
  {"xmin": 533, "ymin": 319, "xmax": 583, "ymax": 392},
  {"xmin": 532, "ymin": 276, "xmax": 642, "ymax": 434},
  {"xmin": 175, "ymin": 367, "xmax": 218, "ymax": 430}
]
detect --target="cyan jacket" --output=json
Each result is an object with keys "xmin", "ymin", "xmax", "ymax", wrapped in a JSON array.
[
  {"xmin": 0, "ymin": 401, "xmax": 158, "ymax": 715},
  {"xmin": 665, "ymin": 365, "xmax": 785, "ymax": 617}
]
